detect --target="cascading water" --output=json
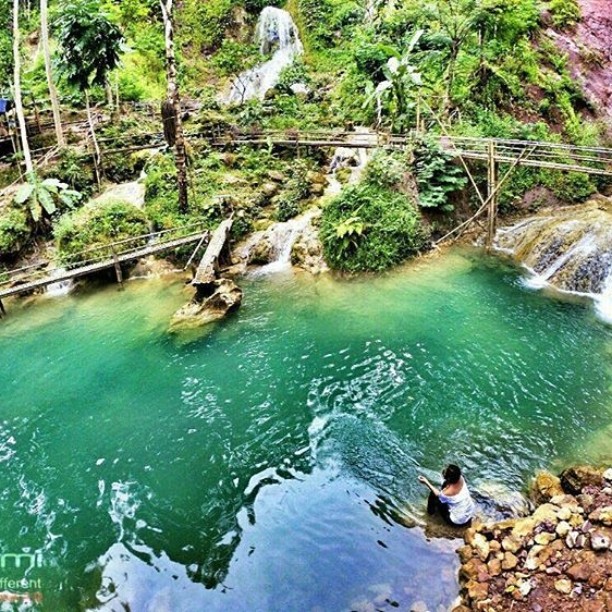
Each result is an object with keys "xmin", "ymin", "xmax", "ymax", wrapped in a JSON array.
[
  {"xmin": 247, "ymin": 212, "xmax": 314, "ymax": 276},
  {"xmin": 227, "ymin": 7, "xmax": 304, "ymax": 103},
  {"xmin": 324, "ymin": 128, "xmax": 375, "ymax": 197},
  {"xmin": 495, "ymin": 197, "xmax": 612, "ymax": 321},
  {"xmin": 46, "ymin": 268, "xmax": 74, "ymax": 297}
]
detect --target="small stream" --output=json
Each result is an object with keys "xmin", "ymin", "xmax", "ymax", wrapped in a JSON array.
[{"xmin": 0, "ymin": 249, "xmax": 610, "ymax": 610}]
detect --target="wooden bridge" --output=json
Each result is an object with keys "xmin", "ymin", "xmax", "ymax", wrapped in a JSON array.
[{"xmin": 0, "ymin": 223, "xmax": 210, "ymax": 313}]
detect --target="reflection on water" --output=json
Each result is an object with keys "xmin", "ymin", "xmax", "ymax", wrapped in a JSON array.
[{"xmin": 0, "ymin": 250, "xmax": 610, "ymax": 611}]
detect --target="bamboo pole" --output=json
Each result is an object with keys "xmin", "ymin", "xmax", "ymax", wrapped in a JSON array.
[{"xmin": 486, "ymin": 140, "xmax": 497, "ymax": 249}]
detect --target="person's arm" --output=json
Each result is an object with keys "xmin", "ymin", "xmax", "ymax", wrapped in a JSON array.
[{"xmin": 417, "ymin": 475, "xmax": 440, "ymax": 497}]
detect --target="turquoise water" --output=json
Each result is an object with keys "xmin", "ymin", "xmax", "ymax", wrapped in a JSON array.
[{"xmin": 0, "ymin": 249, "xmax": 610, "ymax": 611}]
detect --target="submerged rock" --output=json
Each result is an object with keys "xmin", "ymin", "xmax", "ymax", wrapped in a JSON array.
[{"xmin": 169, "ymin": 279, "xmax": 242, "ymax": 332}]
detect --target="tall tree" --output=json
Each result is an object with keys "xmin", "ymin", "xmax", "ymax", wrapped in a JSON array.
[
  {"xmin": 56, "ymin": 0, "xmax": 124, "ymax": 186},
  {"xmin": 160, "ymin": 0, "xmax": 188, "ymax": 214},
  {"xmin": 40, "ymin": 0, "xmax": 65, "ymax": 147},
  {"xmin": 12, "ymin": 0, "xmax": 34, "ymax": 175}
]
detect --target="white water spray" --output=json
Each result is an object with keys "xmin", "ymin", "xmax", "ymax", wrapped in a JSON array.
[
  {"xmin": 227, "ymin": 7, "xmax": 304, "ymax": 103},
  {"xmin": 46, "ymin": 268, "xmax": 74, "ymax": 297}
]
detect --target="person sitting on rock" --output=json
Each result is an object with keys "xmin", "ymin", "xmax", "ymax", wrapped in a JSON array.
[{"xmin": 417, "ymin": 464, "xmax": 476, "ymax": 527}]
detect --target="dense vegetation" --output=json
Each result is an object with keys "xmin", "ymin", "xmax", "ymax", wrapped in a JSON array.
[
  {"xmin": 0, "ymin": 0, "xmax": 609, "ymax": 274},
  {"xmin": 321, "ymin": 151, "xmax": 430, "ymax": 272}
]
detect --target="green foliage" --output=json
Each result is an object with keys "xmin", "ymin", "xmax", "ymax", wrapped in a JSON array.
[
  {"xmin": 275, "ymin": 159, "xmax": 313, "ymax": 221},
  {"xmin": 0, "ymin": 4, "xmax": 12, "ymax": 91},
  {"xmin": 182, "ymin": 0, "xmax": 235, "ymax": 53},
  {"xmin": 47, "ymin": 148, "xmax": 96, "ymax": 198},
  {"xmin": 14, "ymin": 174, "xmax": 82, "ymax": 224},
  {"xmin": 321, "ymin": 184, "xmax": 429, "ymax": 272},
  {"xmin": 0, "ymin": 208, "xmax": 31, "ymax": 258},
  {"xmin": 213, "ymin": 40, "xmax": 260, "ymax": 78},
  {"xmin": 55, "ymin": 0, "xmax": 125, "ymax": 91},
  {"xmin": 363, "ymin": 150, "xmax": 406, "ymax": 189},
  {"xmin": 549, "ymin": 0, "xmax": 581, "ymax": 28},
  {"xmin": 55, "ymin": 199, "xmax": 149, "ymax": 262},
  {"xmin": 104, "ymin": 152, "xmax": 147, "ymax": 183},
  {"xmin": 276, "ymin": 60, "xmax": 311, "ymax": 94},
  {"xmin": 413, "ymin": 139, "xmax": 467, "ymax": 211}
]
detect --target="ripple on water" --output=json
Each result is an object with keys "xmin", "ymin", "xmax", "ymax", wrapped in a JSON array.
[{"xmin": 0, "ymin": 249, "xmax": 609, "ymax": 610}]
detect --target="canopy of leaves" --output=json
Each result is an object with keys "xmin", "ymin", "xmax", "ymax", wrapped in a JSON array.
[{"xmin": 55, "ymin": 0, "xmax": 124, "ymax": 91}]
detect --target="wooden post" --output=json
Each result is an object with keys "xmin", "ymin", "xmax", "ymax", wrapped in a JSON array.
[
  {"xmin": 486, "ymin": 140, "xmax": 497, "ymax": 250},
  {"xmin": 112, "ymin": 248, "xmax": 123, "ymax": 289}
]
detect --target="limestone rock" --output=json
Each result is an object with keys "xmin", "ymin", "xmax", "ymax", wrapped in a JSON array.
[
  {"xmin": 501, "ymin": 552, "xmax": 518, "ymax": 570},
  {"xmin": 560, "ymin": 466, "xmax": 604, "ymax": 495},
  {"xmin": 591, "ymin": 531, "xmax": 611, "ymax": 551},
  {"xmin": 532, "ymin": 472, "xmax": 564, "ymax": 504},
  {"xmin": 471, "ymin": 533, "xmax": 490, "ymax": 562},
  {"xmin": 554, "ymin": 578, "xmax": 573, "ymax": 594},
  {"xmin": 170, "ymin": 279, "xmax": 242, "ymax": 331},
  {"xmin": 268, "ymin": 170, "xmax": 285, "ymax": 182}
]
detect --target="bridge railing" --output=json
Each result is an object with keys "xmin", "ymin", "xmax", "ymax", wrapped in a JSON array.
[{"xmin": 0, "ymin": 221, "xmax": 209, "ymax": 290}]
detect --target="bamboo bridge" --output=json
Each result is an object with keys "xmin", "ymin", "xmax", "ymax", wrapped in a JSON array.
[
  {"xmin": 2, "ymin": 124, "xmax": 611, "ymax": 313},
  {"xmin": 0, "ymin": 224, "xmax": 210, "ymax": 314}
]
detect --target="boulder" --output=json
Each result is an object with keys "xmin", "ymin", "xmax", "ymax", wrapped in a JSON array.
[
  {"xmin": 532, "ymin": 471, "xmax": 564, "ymax": 504},
  {"xmin": 170, "ymin": 279, "xmax": 242, "ymax": 331},
  {"xmin": 267, "ymin": 170, "xmax": 285, "ymax": 182},
  {"xmin": 561, "ymin": 466, "xmax": 604, "ymax": 494}
]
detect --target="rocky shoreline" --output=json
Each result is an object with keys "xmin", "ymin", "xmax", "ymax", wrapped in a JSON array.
[{"xmin": 454, "ymin": 466, "xmax": 612, "ymax": 611}]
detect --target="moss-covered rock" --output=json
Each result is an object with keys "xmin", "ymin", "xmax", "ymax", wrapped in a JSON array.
[{"xmin": 54, "ymin": 199, "xmax": 149, "ymax": 264}]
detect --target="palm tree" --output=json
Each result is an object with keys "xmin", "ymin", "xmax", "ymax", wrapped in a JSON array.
[
  {"xmin": 40, "ymin": 0, "xmax": 65, "ymax": 147},
  {"xmin": 12, "ymin": 0, "xmax": 33, "ymax": 174},
  {"xmin": 160, "ymin": 0, "xmax": 188, "ymax": 214},
  {"xmin": 56, "ymin": 0, "xmax": 124, "ymax": 187}
]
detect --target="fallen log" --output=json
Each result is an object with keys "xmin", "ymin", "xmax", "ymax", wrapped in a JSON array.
[{"xmin": 192, "ymin": 217, "xmax": 233, "ymax": 291}]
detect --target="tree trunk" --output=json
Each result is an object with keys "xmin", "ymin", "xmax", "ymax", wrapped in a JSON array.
[
  {"xmin": 160, "ymin": 0, "xmax": 188, "ymax": 214},
  {"xmin": 85, "ymin": 91, "xmax": 102, "ymax": 188},
  {"xmin": 12, "ymin": 0, "xmax": 33, "ymax": 175},
  {"xmin": 40, "ymin": 0, "xmax": 64, "ymax": 147}
]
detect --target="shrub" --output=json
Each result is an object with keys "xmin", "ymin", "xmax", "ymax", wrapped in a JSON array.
[
  {"xmin": 275, "ymin": 159, "xmax": 312, "ymax": 221},
  {"xmin": 363, "ymin": 150, "xmax": 406, "ymax": 189},
  {"xmin": 47, "ymin": 148, "xmax": 95, "ymax": 198},
  {"xmin": 413, "ymin": 139, "xmax": 467, "ymax": 211},
  {"xmin": 55, "ymin": 200, "xmax": 149, "ymax": 264},
  {"xmin": 549, "ymin": 0, "xmax": 581, "ymax": 28},
  {"xmin": 320, "ymin": 184, "xmax": 429, "ymax": 272},
  {"xmin": 0, "ymin": 208, "xmax": 31, "ymax": 258}
]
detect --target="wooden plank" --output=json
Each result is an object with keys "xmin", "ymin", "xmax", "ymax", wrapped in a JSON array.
[
  {"xmin": 193, "ymin": 218, "xmax": 233, "ymax": 287},
  {"xmin": 0, "ymin": 231, "xmax": 209, "ymax": 300}
]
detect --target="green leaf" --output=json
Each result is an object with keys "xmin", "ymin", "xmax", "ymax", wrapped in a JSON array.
[{"xmin": 14, "ymin": 184, "xmax": 35, "ymax": 205}]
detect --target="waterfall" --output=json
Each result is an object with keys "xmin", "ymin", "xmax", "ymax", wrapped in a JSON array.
[
  {"xmin": 227, "ymin": 7, "xmax": 304, "ymax": 103},
  {"xmin": 46, "ymin": 268, "xmax": 74, "ymax": 297},
  {"xmin": 494, "ymin": 198, "xmax": 612, "ymax": 321},
  {"xmin": 249, "ymin": 214, "xmax": 312, "ymax": 276},
  {"xmin": 324, "ymin": 128, "xmax": 374, "ymax": 198}
]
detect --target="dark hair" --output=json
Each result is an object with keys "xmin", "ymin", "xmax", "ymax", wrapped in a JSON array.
[{"xmin": 443, "ymin": 464, "xmax": 461, "ymax": 484}]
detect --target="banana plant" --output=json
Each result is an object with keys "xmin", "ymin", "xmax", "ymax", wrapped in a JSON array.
[
  {"xmin": 364, "ymin": 29, "xmax": 424, "ymax": 132},
  {"xmin": 14, "ymin": 173, "xmax": 82, "ymax": 224}
]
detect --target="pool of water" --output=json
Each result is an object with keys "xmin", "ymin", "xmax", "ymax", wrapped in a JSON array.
[{"xmin": 0, "ymin": 249, "xmax": 610, "ymax": 611}]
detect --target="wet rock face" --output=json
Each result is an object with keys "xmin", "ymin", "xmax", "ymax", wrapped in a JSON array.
[
  {"xmin": 495, "ymin": 197, "xmax": 612, "ymax": 296},
  {"xmin": 169, "ymin": 279, "xmax": 242, "ymax": 331},
  {"xmin": 455, "ymin": 466, "xmax": 612, "ymax": 611}
]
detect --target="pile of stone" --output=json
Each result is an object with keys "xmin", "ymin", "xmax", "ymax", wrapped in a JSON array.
[{"xmin": 454, "ymin": 466, "xmax": 612, "ymax": 611}]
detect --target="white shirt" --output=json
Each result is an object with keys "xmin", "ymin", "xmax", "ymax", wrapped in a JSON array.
[{"xmin": 439, "ymin": 478, "xmax": 476, "ymax": 525}]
